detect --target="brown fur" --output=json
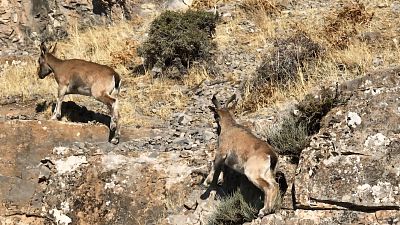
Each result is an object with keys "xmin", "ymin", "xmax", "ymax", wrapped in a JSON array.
[
  {"xmin": 37, "ymin": 42, "xmax": 121, "ymax": 144},
  {"xmin": 202, "ymin": 94, "xmax": 279, "ymax": 217}
]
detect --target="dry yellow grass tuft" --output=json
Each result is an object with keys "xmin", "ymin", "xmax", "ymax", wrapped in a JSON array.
[
  {"xmin": 191, "ymin": 0, "xmax": 234, "ymax": 9},
  {"xmin": 0, "ymin": 62, "xmax": 56, "ymax": 101},
  {"xmin": 240, "ymin": 0, "xmax": 284, "ymax": 15}
]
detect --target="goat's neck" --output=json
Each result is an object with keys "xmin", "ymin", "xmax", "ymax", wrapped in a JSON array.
[
  {"xmin": 219, "ymin": 115, "xmax": 236, "ymax": 132},
  {"xmin": 46, "ymin": 53, "xmax": 62, "ymax": 73}
]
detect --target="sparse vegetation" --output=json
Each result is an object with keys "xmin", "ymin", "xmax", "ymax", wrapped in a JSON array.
[
  {"xmin": 239, "ymin": 0, "xmax": 284, "ymax": 15},
  {"xmin": 207, "ymin": 191, "xmax": 258, "ymax": 225},
  {"xmin": 297, "ymin": 85, "xmax": 345, "ymax": 135},
  {"xmin": 137, "ymin": 10, "xmax": 218, "ymax": 78},
  {"xmin": 241, "ymin": 31, "xmax": 323, "ymax": 111},
  {"xmin": 0, "ymin": 63, "xmax": 56, "ymax": 101},
  {"xmin": 323, "ymin": 1, "xmax": 373, "ymax": 49},
  {"xmin": 267, "ymin": 116, "xmax": 309, "ymax": 161},
  {"xmin": 266, "ymin": 85, "xmax": 347, "ymax": 162},
  {"xmin": 207, "ymin": 185, "xmax": 283, "ymax": 225}
]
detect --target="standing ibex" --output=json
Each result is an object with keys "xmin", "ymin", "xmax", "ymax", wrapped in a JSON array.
[
  {"xmin": 37, "ymin": 42, "xmax": 121, "ymax": 144},
  {"xmin": 202, "ymin": 94, "xmax": 279, "ymax": 217}
]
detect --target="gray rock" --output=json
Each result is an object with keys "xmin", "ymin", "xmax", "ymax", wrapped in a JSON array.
[
  {"xmin": 165, "ymin": 0, "xmax": 193, "ymax": 11},
  {"xmin": 295, "ymin": 69, "xmax": 400, "ymax": 210},
  {"xmin": 203, "ymin": 130, "xmax": 215, "ymax": 141},
  {"xmin": 176, "ymin": 113, "xmax": 193, "ymax": 125},
  {"xmin": 392, "ymin": 1, "xmax": 400, "ymax": 13}
]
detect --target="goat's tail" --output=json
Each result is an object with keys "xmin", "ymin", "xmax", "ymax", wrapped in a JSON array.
[
  {"xmin": 111, "ymin": 72, "xmax": 121, "ymax": 97},
  {"xmin": 269, "ymin": 153, "xmax": 278, "ymax": 172},
  {"xmin": 114, "ymin": 73, "xmax": 121, "ymax": 90}
]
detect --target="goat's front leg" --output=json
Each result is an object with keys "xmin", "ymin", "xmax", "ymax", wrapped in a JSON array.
[
  {"xmin": 109, "ymin": 99, "xmax": 120, "ymax": 145},
  {"xmin": 51, "ymin": 86, "xmax": 67, "ymax": 120},
  {"xmin": 200, "ymin": 154, "xmax": 225, "ymax": 200}
]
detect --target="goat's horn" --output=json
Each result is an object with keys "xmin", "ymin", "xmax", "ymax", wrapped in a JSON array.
[
  {"xmin": 50, "ymin": 42, "xmax": 58, "ymax": 54},
  {"xmin": 40, "ymin": 41, "xmax": 47, "ymax": 53},
  {"xmin": 225, "ymin": 94, "xmax": 237, "ymax": 108},
  {"xmin": 211, "ymin": 94, "xmax": 221, "ymax": 109}
]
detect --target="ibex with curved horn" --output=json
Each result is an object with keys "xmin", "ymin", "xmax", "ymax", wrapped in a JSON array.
[
  {"xmin": 202, "ymin": 94, "xmax": 279, "ymax": 217},
  {"xmin": 37, "ymin": 42, "xmax": 121, "ymax": 144}
]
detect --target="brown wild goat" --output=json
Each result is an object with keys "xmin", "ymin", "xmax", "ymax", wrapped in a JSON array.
[
  {"xmin": 37, "ymin": 42, "xmax": 121, "ymax": 144},
  {"xmin": 201, "ymin": 94, "xmax": 279, "ymax": 217}
]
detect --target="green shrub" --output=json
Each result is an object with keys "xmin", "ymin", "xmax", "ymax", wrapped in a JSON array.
[
  {"xmin": 267, "ymin": 85, "xmax": 347, "ymax": 162},
  {"xmin": 267, "ymin": 116, "xmax": 309, "ymax": 162},
  {"xmin": 207, "ymin": 191, "xmax": 258, "ymax": 225},
  {"xmin": 137, "ymin": 10, "xmax": 218, "ymax": 78}
]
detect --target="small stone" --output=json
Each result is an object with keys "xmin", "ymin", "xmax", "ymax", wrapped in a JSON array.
[
  {"xmin": 203, "ymin": 130, "xmax": 215, "ymax": 141},
  {"xmin": 176, "ymin": 113, "xmax": 192, "ymax": 125},
  {"xmin": 347, "ymin": 112, "xmax": 361, "ymax": 128}
]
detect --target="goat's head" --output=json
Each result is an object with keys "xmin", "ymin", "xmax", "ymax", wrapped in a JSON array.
[
  {"xmin": 37, "ymin": 42, "xmax": 57, "ymax": 79},
  {"xmin": 209, "ymin": 94, "xmax": 237, "ymax": 133}
]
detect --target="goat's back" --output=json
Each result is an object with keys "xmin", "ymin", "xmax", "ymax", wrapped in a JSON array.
[
  {"xmin": 219, "ymin": 125, "xmax": 278, "ymax": 170},
  {"xmin": 54, "ymin": 59, "xmax": 119, "ymax": 87}
]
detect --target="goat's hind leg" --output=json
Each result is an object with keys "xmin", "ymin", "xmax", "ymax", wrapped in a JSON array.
[
  {"xmin": 258, "ymin": 170, "xmax": 279, "ymax": 217},
  {"xmin": 96, "ymin": 92, "xmax": 119, "ymax": 144},
  {"xmin": 245, "ymin": 157, "xmax": 279, "ymax": 217},
  {"xmin": 51, "ymin": 86, "xmax": 67, "ymax": 120}
]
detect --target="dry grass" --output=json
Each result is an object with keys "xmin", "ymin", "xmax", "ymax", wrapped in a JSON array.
[
  {"xmin": 192, "ymin": 0, "xmax": 235, "ymax": 9},
  {"xmin": 235, "ymin": 0, "xmax": 400, "ymax": 111},
  {"xmin": 183, "ymin": 65, "xmax": 211, "ymax": 87},
  {"xmin": 240, "ymin": 0, "xmax": 284, "ymax": 15},
  {"xmin": 0, "ymin": 62, "xmax": 56, "ymax": 101}
]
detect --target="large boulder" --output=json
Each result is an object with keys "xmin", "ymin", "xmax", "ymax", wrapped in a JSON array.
[
  {"xmin": 0, "ymin": 0, "xmax": 151, "ymax": 56},
  {"xmin": 294, "ymin": 68, "xmax": 400, "ymax": 213},
  {"xmin": 0, "ymin": 120, "xmax": 109, "ymax": 218},
  {"xmin": 0, "ymin": 119, "xmax": 210, "ymax": 225}
]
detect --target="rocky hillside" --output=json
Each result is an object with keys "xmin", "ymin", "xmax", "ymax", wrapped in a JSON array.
[
  {"xmin": 0, "ymin": 0, "xmax": 165, "ymax": 56},
  {"xmin": 0, "ymin": 0, "xmax": 399, "ymax": 225}
]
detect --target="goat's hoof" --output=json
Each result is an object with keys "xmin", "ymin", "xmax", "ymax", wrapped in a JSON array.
[
  {"xmin": 51, "ymin": 114, "xmax": 61, "ymax": 120},
  {"xmin": 258, "ymin": 209, "xmax": 273, "ymax": 218},
  {"xmin": 110, "ymin": 122, "xmax": 117, "ymax": 131},
  {"xmin": 110, "ymin": 137, "xmax": 119, "ymax": 145},
  {"xmin": 258, "ymin": 211, "xmax": 265, "ymax": 218},
  {"xmin": 200, "ymin": 191, "xmax": 210, "ymax": 200}
]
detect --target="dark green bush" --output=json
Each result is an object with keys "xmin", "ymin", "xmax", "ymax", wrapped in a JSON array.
[{"xmin": 137, "ymin": 10, "xmax": 218, "ymax": 78}]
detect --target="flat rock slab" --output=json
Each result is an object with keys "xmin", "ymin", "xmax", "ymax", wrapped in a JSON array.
[
  {"xmin": 0, "ymin": 120, "xmax": 109, "ymax": 215},
  {"xmin": 294, "ymin": 68, "xmax": 400, "ymax": 210},
  {"xmin": 249, "ymin": 209, "xmax": 400, "ymax": 225}
]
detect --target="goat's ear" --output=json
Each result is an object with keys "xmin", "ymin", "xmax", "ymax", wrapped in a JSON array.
[
  {"xmin": 49, "ymin": 42, "xmax": 57, "ymax": 54},
  {"xmin": 225, "ymin": 94, "xmax": 237, "ymax": 108},
  {"xmin": 208, "ymin": 105, "xmax": 217, "ymax": 113},
  {"xmin": 40, "ymin": 42, "xmax": 47, "ymax": 55},
  {"xmin": 211, "ymin": 94, "xmax": 221, "ymax": 109}
]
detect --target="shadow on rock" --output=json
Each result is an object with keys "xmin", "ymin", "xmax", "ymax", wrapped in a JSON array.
[
  {"xmin": 201, "ymin": 166, "xmax": 288, "ymax": 211},
  {"xmin": 61, "ymin": 101, "xmax": 111, "ymax": 127},
  {"xmin": 36, "ymin": 100, "xmax": 111, "ymax": 127}
]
